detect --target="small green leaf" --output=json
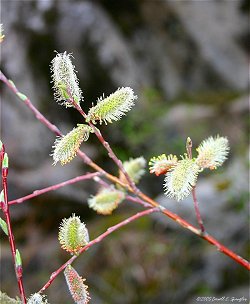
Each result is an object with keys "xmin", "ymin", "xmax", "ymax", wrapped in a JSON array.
[
  {"xmin": 17, "ymin": 92, "xmax": 28, "ymax": 101},
  {"xmin": 9, "ymin": 79, "xmax": 17, "ymax": 89},
  {"xmin": 15, "ymin": 249, "xmax": 22, "ymax": 267},
  {"xmin": 0, "ymin": 217, "xmax": 8, "ymax": 235},
  {"xmin": 3, "ymin": 153, "xmax": 8, "ymax": 168}
]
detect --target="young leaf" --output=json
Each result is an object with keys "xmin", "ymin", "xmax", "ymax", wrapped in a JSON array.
[
  {"xmin": 0, "ymin": 217, "xmax": 8, "ymax": 235},
  {"xmin": 17, "ymin": 92, "xmax": 28, "ymax": 102},
  {"xmin": 15, "ymin": 249, "xmax": 22, "ymax": 267},
  {"xmin": 3, "ymin": 153, "xmax": 8, "ymax": 168}
]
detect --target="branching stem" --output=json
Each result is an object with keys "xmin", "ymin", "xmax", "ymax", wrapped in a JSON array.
[
  {"xmin": 1, "ymin": 71, "xmax": 249, "ymax": 276},
  {"xmin": 9, "ymin": 172, "xmax": 100, "ymax": 205},
  {"xmin": 39, "ymin": 207, "xmax": 159, "ymax": 292},
  {"xmin": 71, "ymin": 99, "xmax": 139, "ymax": 194}
]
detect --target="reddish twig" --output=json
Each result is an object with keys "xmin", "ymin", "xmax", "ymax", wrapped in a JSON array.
[
  {"xmin": 70, "ymin": 99, "xmax": 139, "ymax": 194},
  {"xmin": 1, "ymin": 71, "xmax": 249, "ymax": 270},
  {"xmin": 0, "ymin": 70, "xmax": 133, "ymax": 194},
  {"xmin": 186, "ymin": 137, "xmax": 205, "ymax": 233},
  {"xmin": 126, "ymin": 194, "xmax": 152, "ymax": 208},
  {"xmin": 191, "ymin": 188, "xmax": 205, "ymax": 233},
  {"xmin": 137, "ymin": 192, "xmax": 250, "ymax": 270},
  {"xmin": 9, "ymin": 172, "xmax": 100, "ymax": 206},
  {"xmin": 1, "ymin": 149, "xmax": 27, "ymax": 303},
  {"xmin": 39, "ymin": 207, "xmax": 159, "ymax": 292}
]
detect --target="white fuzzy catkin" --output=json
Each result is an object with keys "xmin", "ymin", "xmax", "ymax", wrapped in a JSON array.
[
  {"xmin": 164, "ymin": 157, "xmax": 200, "ymax": 201},
  {"xmin": 27, "ymin": 293, "xmax": 49, "ymax": 304},
  {"xmin": 88, "ymin": 189, "xmax": 125, "ymax": 215},
  {"xmin": 51, "ymin": 52, "xmax": 82, "ymax": 107},
  {"xmin": 121, "ymin": 156, "xmax": 146, "ymax": 184},
  {"xmin": 196, "ymin": 136, "xmax": 229, "ymax": 170}
]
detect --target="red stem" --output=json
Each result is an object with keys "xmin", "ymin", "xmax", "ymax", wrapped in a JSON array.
[
  {"xmin": 138, "ymin": 192, "xmax": 250, "ymax": 270},
  {"xmin": 39, "ymin": 207, "xmax": 159, "ymax": 292},
  {"xmin": 186, "ymin": 138, "xmax": 205, "ymax": 232},
  {"xmin": 1, "ymin": 71, "xmax": 249, "ymax": 270},
  {"xmin": 8, "ymin": 172, "xmax": 100, "ymax": 206},
  {"xmin": 192, "ymin": 187, "xmax": 205, "ymax": 233},
  {"xmin": 1, "ymin": 164, "xmax": 26, "ymax": 303},
  {"xmin": 0, "ymin": 71, "xmax": 132, "ymax": 193}
]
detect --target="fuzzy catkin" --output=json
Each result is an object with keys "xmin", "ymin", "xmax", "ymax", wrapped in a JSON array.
[
  {"xmin": 86, "ymin": 87, "xmax": 137, "ymax": 124},
  {"xmin": 51, "ymin": 52, "xmax": 83, "ymax": 107}
]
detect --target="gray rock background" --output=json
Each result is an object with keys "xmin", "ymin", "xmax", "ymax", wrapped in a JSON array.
[{"xmin": 0, "ymin": 1, "xmax": 249, "ymax": 303}]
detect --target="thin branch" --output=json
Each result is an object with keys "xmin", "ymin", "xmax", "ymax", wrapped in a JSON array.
[
  {"xmin": 39, "ymin": 207, "xmax": 159, "ymax": 292},
  {"xmin": 1, "ymin": 71, "xmax": 249, "ymax": 270},
  {"xmin": 92, "ymin": 174, "xmax": 112, "ymax": 189},
  {"xmin": 8, "ymin": 172, "xmax": 100, "ymax": 206},
  {"xmin": 0, "ymin": 71, "xmax": 134, "ymax": 193},
  {"xmin": 126, "ymin": 195, "xmax": 152, "ymax": 208},
  {"xmin": 191, "ymin": 188, "xmax": 205, "ymax": 234},
  {"xmin": 1, "ymin": 150, "xmax": 26, "ymax": 303},
  {"xmin": 186, "ymin": 137, "xmax": 205, "ymax": 233},
  {"xmin": 137, "ymin": 192, "xmax": 250, "ymax": 270}
]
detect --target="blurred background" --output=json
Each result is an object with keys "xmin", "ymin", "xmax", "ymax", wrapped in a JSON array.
[{"xmin": 0, "ymin": 0, "xmax": 249, "ymax": 303}]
